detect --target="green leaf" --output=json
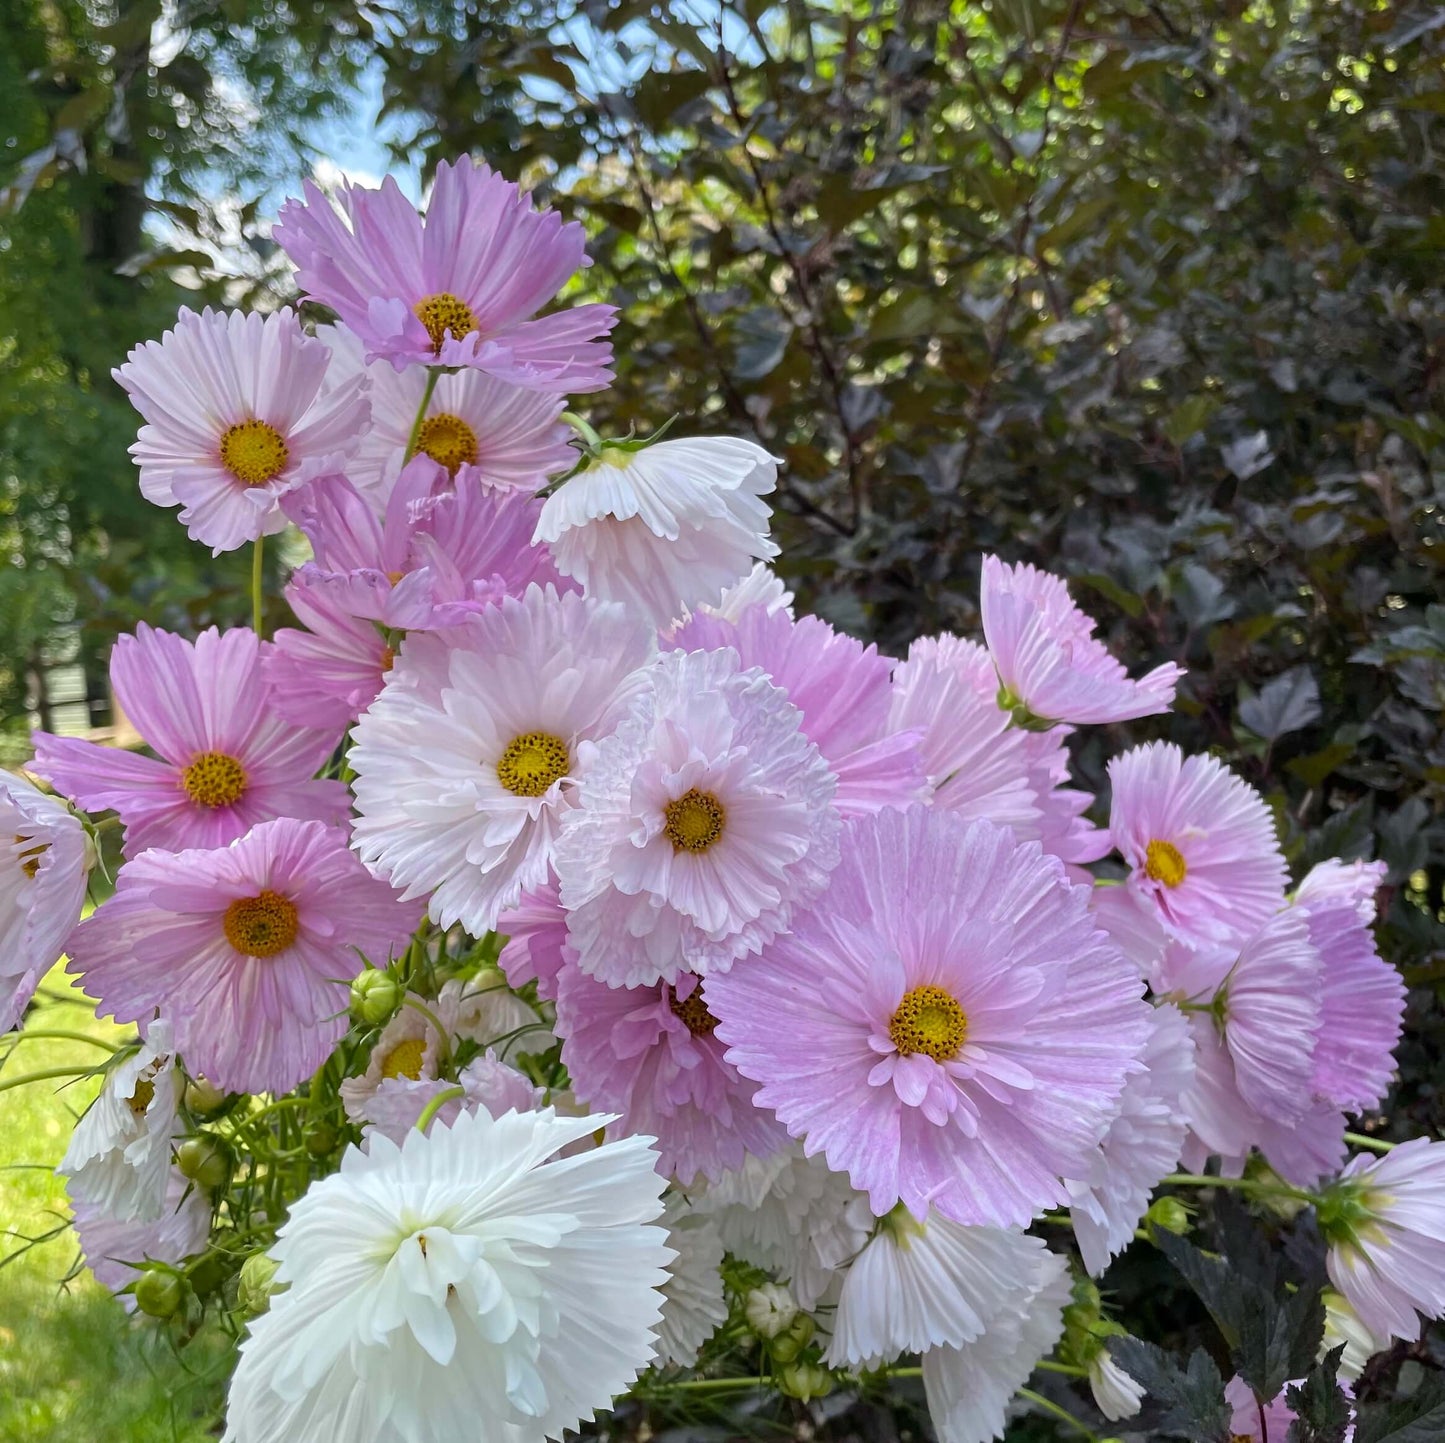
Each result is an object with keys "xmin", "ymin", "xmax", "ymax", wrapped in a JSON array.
[
  {"xmin": 1353, "ymin": 1376, "xmax": 1445, "ymax": 1443},
  {"xmin": 1285, "ymin": 1349, "xmax": 1353, "ymax": 1443},
  {"xmin": 1163, "ymin": 395, "xmax": 1221, "ymax": 446},
  {"xmin": 1109, "ymin": 1337, "xmax": 1233, "ymax": 1443},
  {"xmin": 1238, "ymin": 667, "xmax": 1322, "ymax": 741}
]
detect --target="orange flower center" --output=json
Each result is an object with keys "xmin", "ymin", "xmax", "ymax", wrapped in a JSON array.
[
  {"xmin": 223, "ymin": 891, "xmax": 299, "ymax": 959},
  {"xmin": 219, "ymin": 419, "xmax": 289, "ymax": 485},
  {"xmin": 668, "ymin": 984, "xmax": 718, "ymax": 1037},
  {"xmin": 413, "ymin": 293, "xmax": 478, "ymax": 353},
  {"xmin": 182, "ymin": 752, "xmax": 248, "ymax": 808}
]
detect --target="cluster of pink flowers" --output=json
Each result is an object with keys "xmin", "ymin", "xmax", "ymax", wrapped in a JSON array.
[{"xmin": 5, "ymin": 155, "xmax": 1441, "ymax": 1443}]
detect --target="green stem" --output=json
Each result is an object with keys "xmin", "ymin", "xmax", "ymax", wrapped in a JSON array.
[
  {"xmin": 1037, "ymin": 1360, "xmax": 1090, "ymax": 1379},
  {"xmin": 559, "ymin": 410, "xmax": 602, "ymax": 449},
  {"xmin": 251, "ymin": 535, "xmax": 265, "ymax": 637},
  {"xmin": 415, "ymin": 1086, "xmax": 466, "ymax": 1134},
  {"xmin": 1345, "ymin": 1131, "xmax": 1396, "ymax": 1154},
  {"xmin": 403, "ymin": 369, "xmax": 442, "ymax": 461},
  {"xmin": 1018, "ymin": 1388, "xmax": 1099, "ymax": 1441},
  {"xmin": 401, "ymin": 997, "xmax": 453, "ymax": 1066},
  {"xmin": 0, "ymin": 1065, "xmax": 100, "ymax": 1095},
  {"xmin": 1, "ymin": 1030, "xmax": 120, "ymax": 1053},
  {"xmin": 648, "ymin": 1375, "xmax": 766, "ymax": 1394},
  {"xmin": 1162, "ymin": 1173, "xmax": 1316, "ymax": 1204}
]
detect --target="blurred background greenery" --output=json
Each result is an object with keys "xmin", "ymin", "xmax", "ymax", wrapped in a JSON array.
[{"xmin": 3, "ymin": 0, "xmax": 1444, "ymax": 1437}]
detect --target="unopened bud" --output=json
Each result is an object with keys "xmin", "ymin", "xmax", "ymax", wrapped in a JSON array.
[
  {"xmin": 133, "ymin": 1269, "xmax": 187, "ymax": 1320},
  {"xmin": 176, "ymin": 1135, "xmax": 228, "ymax": 1191},
  {"xmin": 238, "ymin": 1253, "xmax": 283, "ymax": 1316},
  {"xmin": 183, "ymin": 1077, "xmax": 228, "ymax": 1116},
  {"xmin": 1145, "ymin": 1196, "xmax": 1191, "ymax": 1238},
  {"xmin": 777, "ymin": 1360, "xmax": 832, "ymax": 1402},
  {"xmin": 768, "ymin": 1312, "xmax": 815, "ymax": 1363},
  {"xmin": 350, "ymin": 969, "xmax": 402, "ymax": 1026},
  {"xmin": 745, "ymin": 1282, "xmax": 798, "ymax": 1339},
  {"xmin": 304, "ymin": 1122, "xmax": 339, "ymax": 1157}
]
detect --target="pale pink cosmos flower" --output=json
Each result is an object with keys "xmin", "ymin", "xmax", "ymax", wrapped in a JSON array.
[
  {"xmin": 1108, "ymin": 741, "xmax": 1287, "ymax": 948},
  {"xmin": 66, "ymin": 820, "xmax": 417, "ymax": 1096},
  {"xmin": 113, "ymin": 307, "xmax": 369, "ymax": 553},
  {"xmin": 496, "ymin": 878, "xmax": 570, "ymax": 1002},
  {"xmin": 350, "ymin": 585, "xmax": 654, "ymax": 936},
  {"xmin": 31, "ymin": 625, "xmax": 349, "ymax": 858},
  {"xmin": 1296, "ymin": 857, "xmax": 1389, "ymax": 922},
  {"xmin": 274, "ymin": 157, "xmax": 615, "ymax": 389},
  {"xmin": 671, "ymin": 603, "xmax": 928, "ymax": 817},
  {"xmin": 285, "ymin": 457, "xmax": 565, "ymax": 631},
  {"xmin": 357, "ymin": 1051, "xmax": 543, "ymax": 1146},
  {"xmin": 534, "ymin": 437, "xmax": 780, "ymax": 627},
  {"xmin": 1324, "ymin": 1138, "xmax": 1445, "ymax": 1345},
  {"xmin": 1224, "ymin": 1375, "xmax": 1354, "ymax": 1442},
  {"xmin": 555, "ymin": 965, "xmax": 787, "ymax": 1185},
  {"xmin": 555, "ymin": 648, "xmax": 840, "ymax": 988},
  {"xmin": 979, "ymin": 555, "xmax": 1183, "ymax": 725},
  {"xmin": 317, "ymin": 324, "xmax": 576, "ymax": 505},
  {"xmin": 707, "ymin": 806, "xmax": 1151, "ymax": 1227},
  {"xmin": 0, "ymin": 772, "xmax": 90, "ymax": 1031}
]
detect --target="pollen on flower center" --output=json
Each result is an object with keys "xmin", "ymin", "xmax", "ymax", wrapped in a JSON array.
[
  {"xmin": 182, "ymin": 751, "xmax": 248, "ymax": 808},
  {"xmin": 888, "ymin": 984, "xmax": 968, "ymax": 1062},
  {"xmin": 1143, "ymin": 838, "xmax": 1187, "ymax": 888},
  {"xmin": 414, "ymin": 292, "xmax": 479, "ymax": 353},
  {"xmin": 663, "ymin": 789, "xmax": 726, "ymax": 853},
  {"xmin": 416, "ymin": 412, "xmax": 480, "ymax": 474},
  {"xmin": 128, "ymin": 1077, "xmax": 155, "ymax": 1118},
  {"xmin": 223, "ymin": 890, "xmax": 299, "ymax": 959},
  {"xmin": 497, "ymin": 732, "xmax": 570, "ymax": 797},
  {"xmin": 219, "ymin": 419, "xmax": 289, "ymax": 486},
  {"xmin": 668, "ymin": 984, "xmax": 718, "ymax": 1037},
  {"xmin": 13, "ymin": 833, "xmax": 47, "ymax": 879},
  {"xmin": 381, "ymin": 1037, "xmax": 427, "ymax": 1080}
]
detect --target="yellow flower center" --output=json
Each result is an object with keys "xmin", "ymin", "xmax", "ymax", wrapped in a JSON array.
[
  {"xmin": 223, "ymin": 891, "xmax": 299, "ymax": 959},
  {"xmin": 416, "ymin": 412, "xmax": 480, "ymax": 474},
  {"xmin": 413, "ymin": 292, "xmax": 479, "ymax": 353},
  {"xmin": 888, "ymin": 984, "xmax": 968, "ymax": 1062},
  {"xmin": 1143, "ymin": 838, "xmax": 1187, "ymax": 888},
  {"xmin": 496, "ymin": 732, "xmax": 570, "ymax": 797},
  {"xmin": 663, "ymin": 789, "xmax": 726, "ymax": 853},
  {"xmin": 182, "ymin": 752, "xmax": 248, "ymax": 808},
  {"xmin": 380, "ymin": 1037, "xmax": 427, "ymax": 1081},
  {"xmin": 668, "ymin": 984, "xmax": 718, "ymax": 1037},
  {"xmin": 380, "ymin": 645, "xmax": 396, "ymax": 673},
  {"xmin": 219, "ymin": 419, "xmax": 289, "ymax": 486},
  {"xmin": 13, "ymin": 833, "xmax": 47, "ymax": 880},
  {"xmin": 128, "ymin": 1077, "xmax": 155, "ymax": 1118}
]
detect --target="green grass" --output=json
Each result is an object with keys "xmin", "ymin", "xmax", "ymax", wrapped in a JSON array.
[{"xmin": 0, "ymin": 970, "xmax": 228, "ymax": 1443}]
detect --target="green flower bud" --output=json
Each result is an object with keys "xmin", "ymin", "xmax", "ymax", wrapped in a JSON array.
[
  {"xmin": 1145, "ymin": 1196, "xmax": 1191, "ymax": 1238},
  {"xmin": 350, "ymin": 969, "xmax": 402, "ymax": 1026},
  {"xmin": 133, "ymin": 1269, "xmax": 187, "ymax": 1320},
  {"xmin": 304, "ymin": 1122, "xmax": 340, "ymax": 1157},
  {"xmin": 777, "ymin": 1360, "xmax": 832, "ymax": 1402},
  {"xmin": 176, "ymin": 1135, "xmax": 228, "ymax": 1191},
  {"xmin": 768, "ymin": 1312, "xmax": 815, "ymax": 1363},
  {"xmin": 744, "ymin": 1282, "xmax": 798, "ymax": 1339},
  {"xmin": 238, "ymin": 1253, "xmax": 283, "ymax": 1316},
  {"xmin": 183, "ymin": 1077, "xmax": 228, "ymax": 1117}
]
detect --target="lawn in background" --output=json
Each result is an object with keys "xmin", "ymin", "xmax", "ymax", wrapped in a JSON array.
[{"xmin": 0, "ymin": 969, "xmax": 228, "ymax": 1443}]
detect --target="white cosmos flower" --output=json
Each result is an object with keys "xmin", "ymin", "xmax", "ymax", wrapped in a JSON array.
[
  {"xmin": 533, "ymin": 437, "xmax": 780, "ymax": 627},
  {"xmin": 350, "ymin": 584, "xmax": 654, "ymax": 936},
  {"xmin": 58, "ymin": 1020, "xmax": 180, "ymax": 1223},
  {"xmin": 653, "ymin": 1198, "xmax": 728, "ymax": 1369},
  {"xmin": 437, "ymin": 974, "xmax": 540, "ymax": 1049},
  {"xmin": 921, "ymin": 1256, "xmax": 1071, "ymax": 1443},
  {"xmin": 1089, "ymin": 1349, "xmax": 1145, "ymax": 1421},
  {"xmin": 223, "ymin": 1107, "xmax": 673, "ymax": 1443},
  {"xmin": 1321, "ymin": 1289, "xmax": 1385, "ymax": 1381},
  {"xmin": 825, "ymin": 1212, "xmax": 1056, "ymax": 1369},
  {"xmin": 339, "ymin": 1002, "xmax": 445, "ymax": 1123}
]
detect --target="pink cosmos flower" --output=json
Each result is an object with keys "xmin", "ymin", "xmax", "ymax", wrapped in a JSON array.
[
  {"xmin": 1067, "ymin": 1001, "xmax": 1195, "ymax": 1276},
  {"xmin": 71, "ymin": 1169, "xmax": 210, "ymax": 1312},
  {"xmin": 555, "ymin": 648, "xmax": 841, "ymax": 988},
  {"xmin": 30, "ymin": 625, "xmax": 349, "ymax": 858},
  {"xmin": 670, "ymin": 604, "xmax": 928, "ymax": 817},
  {"xmin": 497, "ymin": 879, "xmax": 570, "ymax": 1002},
  {"xmin": 1296, "ymin": 857, "xmax": 1389, "ymax": 922},
  {"xmin": 707, "ymin": 806, "xmax": 1151, "ymax": 1227},
  {"xmin": 357, "ymin": 1052, "xmax": 543, "ymax": 1146},
  {"xmin": 1224, "ymin": 1375, "xmax": 1354, "ymax": 1443},
  {"xmin": 318, "ymin": 324, "xmax": 576, "ymax": 504},
  {"xmin": 979, "ymin": 555, "xmax": 1183, "ymax": 725},
  {"xmin": 555, "ymin": 965, "xmax": 787, "ymax": 1185},
  {"xmin": 66, "ymin": 820, "xmax": 417, "ymax": 1095},
  {"xmin": 350, "ymin": 585, "xmax": 654, "ymax": 935},
  {"xmin": 113, "ymin": 307, "xmax": 369, "ymax": 553},
  {"xmin": 0, "ymin": 772, "xmax": 90, "ymax": 1031},
  {"xmin": 1324, "ymin": 1138, "xmax": 1445, "ymax": 1344},
  {"xmin": 262, "ymin": 580, "xmax": 394, "ymax": 732},
  {"xmin": 273, "ymin": 157, "xmax": 615, "ymax": 389},
  {"xmin": 1108, "ymin": 741, "xmax": 1287, "ymax": 948},
  {"xmin": 285, "ymin": 457, "xmax": 565, "ymax": 631}
]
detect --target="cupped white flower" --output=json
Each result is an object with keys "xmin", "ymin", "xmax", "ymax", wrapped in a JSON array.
[
  {"xmin": 1, "ymin": 771, "xmax": 90, "ymax": 1029},
  {"xmin": 920, "ymin": 1256, "xmax": 1071, "ymax": 1443},
  {"xmin": 350, "ymin": 584, "xmax": 655, "ymax": 936},
  {"xmin": 1088, "ymin": 1348, "xmax": 1145, "ymax": 1421},
  {"xmin": 534, "ymin": 437, "xmax": 780, "ymax": 627},
  {"xmin": 653, "ymin": 1198, "xmax": 728, "ymax": 1369},
  {"xmin": 438, "ymin": 974, "xmax": 541, "ymax": 1050},
  {"xmin": 339, "ymin": 1001, "xmax": 445, "ymax": 1123},
  {"xmin": 1321, "ymin": 1288, "xmax": 1386, "ymax": 1381},
  {"xmin": 223, "ymin": 1107, "xmax": 673, "ymax": 1443},
  {"xmin": 745, "ymin": 1281, "xmax": 798, "ymax": 1339},
  {"xmin": 825, "ymin": 1212, "xmax": 1056, "ymax": 1369},
  {"xmin": 707, "ymin": 562, "xmax": 795, "ymax": 623},
  {"xmin": 556, "ymin": 648, "xmax": 840, "ymax": 987},
  {"xmin": 58, "ymin": 1020, "xmax": 180, "ymax": 1223}
]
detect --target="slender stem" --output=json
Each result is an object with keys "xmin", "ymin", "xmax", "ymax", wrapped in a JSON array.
[
  {"xmin": 1037, "ymin": 1360, "xmax": 1090, "ymax": 1379},
  {"xmin": 1345, "ymin": 1131, "xmax": 1396, "ymax": 1154},
  {"xmin": 1162, "ymin": 1172, "xmax": 1316, "ymax": 1204},
  {"xmin": 403, "ymin": 369, "xmax": 441, "ymax": 462},
  {"xmin": 560, "ymin": 410, "xmax": 603, "ymax": 449},
  {"xmin": 0, "ymin": 1065, "xmax": 100, "ymax": 1095},
  {"xmin": 1, "ymin": 1030, "xmax": 120, "ymax": 1053},
  {"xmin": 1019, "ymin": 1388, "xmax": 1100, "ymax": 1441},
  {"xmin": 400, "ymin": 997, "xmax": 453, "ymax": 1065},
  {"xmin": 415, "ymin": 1086, "xmax": 466, "ymax": 1134},
  {"xmin": 648, "ymin": 1375, "xmax": 766, "ymax": 1394},
  {"xmin": 91, "ymin": 815, "xmax": 122, "ymax": 834},
  {"xmin": 251, "ymin": 535, "xmax": 265, "ymax": 637}
]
